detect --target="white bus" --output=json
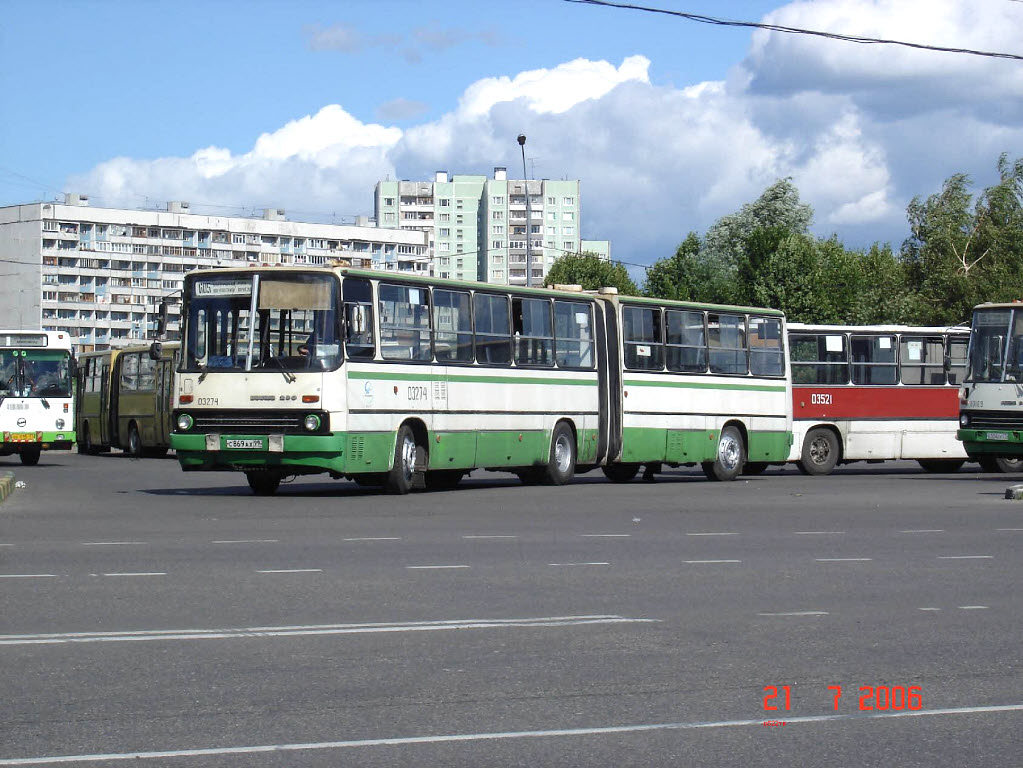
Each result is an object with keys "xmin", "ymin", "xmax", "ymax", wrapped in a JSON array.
[
  {"xmin": 0, "ymin": 330, "xmax": 76, "ymax": 465},
  {"xmin": 957, "ymin": 302, "xmax": 1023, "ymax": 470},
  {"xmin": 786, "ymin": 324, "xmax": 972, "ymax": 475},
  {"xmin": 167, "ymin": 266, "xmax": 791, "ymax": 494}
]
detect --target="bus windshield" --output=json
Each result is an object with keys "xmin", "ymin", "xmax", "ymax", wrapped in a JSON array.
[
  {"xmin": 0, "ymin": 349, "xmax": 73, "ymax": 399},
  {"xmin": 182, "ymin": 273, "xmax": 340, "ymax": 373},
  {"xmin": 966, "ymin": 308, "xmax": 1022, "ymax": 383}
]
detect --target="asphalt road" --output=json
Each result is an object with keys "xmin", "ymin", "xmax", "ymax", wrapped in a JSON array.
[{"xmin": 1, "ymin": 453, "xmax": 1021, "ymax": 767}]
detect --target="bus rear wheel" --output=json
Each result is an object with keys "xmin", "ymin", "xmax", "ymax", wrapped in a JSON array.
[
  {"xmin": 425, "ymin": 470, "xmax": 464, "ymax": 490},
  {"xmin": 918, "ymin": 459, "xmax": 965, "ymax": 473},
  {"xmin": 742, "ymin": 462, "xmax": 769, "ymax": 475},
  {"xmin": 19, "ymin": 447, "xmax": 41, "ymax": 466},
  {"xmin": 978, "ymin": 456, "xmax": 1023, "ymax": 473},
  {"xmin": 77, "ymin": 423, "xmax": 93, "ymax": 455},
  {"xmin": 385, "ymin": 424, "xmax": 420, "ymax": 495},
  {"xmin": 246, "ymin": 471, "xmax": 281, "ymax": 496},
  {"xmin": 540, "ymin": 422, "xmax": 576, "ymax": 486},
  {"xmin": 602, "ymin": 463, "xmax": 640, "ymax": 483},
  {"xmin": 702, "ymin": 426, "xmax": 745, "ymax": 482},
  {"xmin": 799, "ymin": 428, "xmax": 839, "ymax": 475},
  {"xmin": 126, "ymin": 423, "xmax": 142, "ymax": 459}
]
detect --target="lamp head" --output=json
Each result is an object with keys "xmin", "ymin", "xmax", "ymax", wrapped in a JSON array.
[{"xmin": 517, "ymin": 134, "xmax": 526, "ymax": 146}]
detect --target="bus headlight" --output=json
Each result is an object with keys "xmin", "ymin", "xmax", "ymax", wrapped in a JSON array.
[
  {"xmin": 177, "ymin": 413, "xmax": 194, "ymax": 431},
  {"xmin": 303, "ymin": 414, "xmax": 321, "ymax": 432},
  {"xmin": 55, "ymin": 418, "xmax": 65, "ymax": 430},
  {"xmin": 960, "ymin": 414, "xmax": 970, "ymax": 427}
]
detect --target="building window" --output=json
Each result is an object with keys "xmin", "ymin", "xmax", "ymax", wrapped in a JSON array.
[
  {"xmin": 384, "ymin": 213, "xmax": 396, "ymax": 222},
  {"xmin": 562, "ymin": 212, "xmax": 574, "ymax": 221},
  {"xmin": 492, "ymin": 225, "xmax": 504, "ymax": 235},
  {"xmin": 564, "ymin": 197, "xmax": 575, "ymax": 206},
  {"xmin": 439, "ymin": 213, "xmax": 450, "ymax": 223},
  {"xmin": 547, "ymin": 196, "xmax": 556, "ymax": 205},
  {"xmin": 384, "ymin": 197, "xmax": 394, "ymax": 206},
  {"xmin": 492, "ymin": 211, "xmax": 503, "ymax": 220},
  {"xmin": 439, "ymin": 199, "xmax": 451, "ymax": 207},
  {"xmin": 563, "ymin": 242, "xmax": 575, "ymax": 252},
  {"xmin": 563, "ymin": 226, "xmax": 575, "ymax": 236},
  {"xmin": 492, "ymin": 240, "xmax": 504, "ymax": 249},
  {"xmin": 547, "ymin": 211, "xmax": 557, "ymax": 221},
  {"xmin": 439, "ymin": 228, "xmax": 450, "ymax": 237},
  {"xmin": 492, "ymin": 196, "xmax": 505, "ymax": 205}
]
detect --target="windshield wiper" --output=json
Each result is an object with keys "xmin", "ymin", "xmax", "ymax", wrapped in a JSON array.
[
  {"xmin": 265, "ymin": 349, "xmax": 296, "ymax": 383},
  {"xmin": 197, "ymin": 362, "xmax": 209, "ymax": 384},
  {"xmin": 40, "ymin": 398, "xmax": 50, "ymax": 409}
]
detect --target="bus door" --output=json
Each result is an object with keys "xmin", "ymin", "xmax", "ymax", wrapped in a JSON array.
[
  {"xmin": 108, "ymin": 356, "xmax": 121, "ymax": 446},
  {"xmin": 99, "ymin": 361, "xmax": 112, "ymax": 447},
  {"xmin": 603, "ymin": 300, "xmax": 623, "ymax": 462},
  {"xmin": 155, "ymin": 358, "xmax": 171, "ymax": 446},
  {"xmin": 593, "ymin": 301, "xmax": 610, "ymax": 465}
]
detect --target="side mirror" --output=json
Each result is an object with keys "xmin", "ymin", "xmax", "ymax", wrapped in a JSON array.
[
  {"xmin": 156, "ymin": 300, "xmax": 169, "ymax": 338},
  {"xmin": 943, "ymin": 353, "xmax": 951, "ymax": 372},
  {"xmin": 149, "ymin": 341, "xmax": 163, "ymax": 361}
]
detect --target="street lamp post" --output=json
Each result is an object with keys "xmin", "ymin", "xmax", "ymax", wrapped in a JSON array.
[{"xmin": 517, "ymin": 134, "xmax": 533, "ymax": 288}]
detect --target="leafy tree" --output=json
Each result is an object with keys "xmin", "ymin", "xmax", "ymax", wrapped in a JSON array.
[
  {"xmin": 543, "ymin": 251, "xmax": 639, "ymax": 295},
  {"xmin": 643, "ymin": 233, "xmax": 739, "ymax": 305},
  {"xmin": 704, "ymin": 178, "xmax": 813, "ymax": 259}
]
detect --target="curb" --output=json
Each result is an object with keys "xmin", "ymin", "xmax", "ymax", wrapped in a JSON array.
[
  {"xmin": 0, "ymin": 471, "xmax": 13, "ymax": 504},
  {"xmin": 1005, "ymin": 484, "xmax": 1023, "ymax": 500}
]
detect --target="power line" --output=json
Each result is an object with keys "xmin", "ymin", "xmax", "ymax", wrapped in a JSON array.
[{"xmin": 566, "ymin": 0, "xmax": 1023, "ymax": 61}]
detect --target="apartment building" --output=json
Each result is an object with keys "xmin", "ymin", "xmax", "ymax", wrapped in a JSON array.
[
  {"xmin": 375, "ymin": 168, "xmax": 607, "ymax": 287},
  {"xmin": 0, "ymin": 195, "xmax": 428, "ymax": 350}
]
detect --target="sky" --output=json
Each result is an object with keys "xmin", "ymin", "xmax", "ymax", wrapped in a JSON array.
[{"xmin": 1, "ymin": 0, "xmax": 1021, "ymax": 272}]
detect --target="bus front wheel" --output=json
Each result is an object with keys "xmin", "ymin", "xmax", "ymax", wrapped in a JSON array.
[
  {"xmin": 602, "ymin": 463, "xmax": 640, "ymax": 483},
  {"xmin": 19, "ymin": 447, "xmax": 41, "ymax": 466},
  {"xmin": 978, "ymin": 456, "xmax": 1023, "ymax": 473},
  {"xmin": 540, "ymin": 422, "xmax": 576, "ymax": 486},
  {"xmin": 127, "ymin": 423, "xmax": 142, "ymax": 459},
  {"xmin": 385, "ymin": 425, "xmax": 419, "ymax": 495},
  {"xmin": 702, "ymin": 426, "xmax": 745, "ymax": 482},
  {"xmin": 798, "ymin": 428, "xmax": 839, "ymax": 475},
  {"xmin": 918, "ymin": 459, "xmax": 965, "ymax": 473},
  {"xmin": 77, "ymin": 423, "xmax": 93, "ymax": 455},
  {"xmin": 246, "ymin": 471, "xmax": 281, "ymax": 496}
]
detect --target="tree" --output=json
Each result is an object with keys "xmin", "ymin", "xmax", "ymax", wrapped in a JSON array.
[
  {"xmin": 543, "ymin": 251, "xmax": 639, "ymax": 295},
  {"xmin": 704, "ymin": 178, "xmax": 813, "ymax": 259}
]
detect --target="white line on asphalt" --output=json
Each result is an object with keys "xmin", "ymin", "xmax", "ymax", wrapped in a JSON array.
[
  {"xmin": 815, "ymin": 558, "xmax": 872, "ymax": 562},
  {"xmin": 461, "ymin": 535, "xmax": 517, "ymax": 539},
  {"xmin": 918, "ymin": 607, "xmax": 941, "ymax": 611},
  {"xmin": 81, "ymin": 542, "xmax": 146, "ymax": 546},
  {"xmin": 959, "ymin": 605, "xmax": 989, "ymax": 610},
  {"xmin": 580, "ymin": 534, "xmax": 631, "ymax": 538},
  {"xmin": 102, "ymin": 573, "xmax": 165, "ymax": 577},
  {"xmin": 211, "ymin": 539, "xmax": 279, "ymax": 544},
  {"xmin": 900, "ymin": 530, "xmax": 944, "ymax": 534},
  {"xmin": 996, "ymin": 528, "xmax": 1023, "ymax": 531},
  {"xmin": 0, "ymin": 615, "xmax": 656, "ymax": 647},
  {"xmin": 686, "ymin": 532, "xmax": 738, "ymax": 537},
  {"xmin": 256, "ymin": 569, "xmax": 322, "ymax": 574},
  {"xmin": 938, "ymin": 555, "xmax": 993, "ymax": 560},
  {"xmin": 684, "ymin": 560, "xmax": 741, "ymax": 564},
  {"xmin": 0, "ymin": 544, "xmax": 14, "ymax": 547},
  {"xmin": 0, "ymin": 574, "xmax": 57, "ymax": 579},
  {"xmin": 552, "ymin": 560, "xmax": 605, "ymax": 568},
  {"xmin": 406, "ymin": 565, "xmax": 470, "ymax": 570},
  {"xmin": 344, "ymin": 537, "xmax": 402, "ymax": 541},
  {"xmin": 757, "ymin": 611, "xmax": 829, "ymax": 616},
  {"xmin": 8, "ymin": 703, "xmax": 1019, "ymax": 765},
  {"xmin": 794, "ymin": 531, "xmax": 845, "ymax": 535}
]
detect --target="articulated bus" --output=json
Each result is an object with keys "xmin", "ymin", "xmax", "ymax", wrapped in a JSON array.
[
  {"xmin": 0, "ymin": 330, "xmax": 76, "ymax": 465},
  {"xmin": 76, "ymin": 342, "xmax": 179, "ymax": 457},
  {"xmin": 786, "ymin": 323, "xmax": 972, "ymax": 474},
  {"xmin": 168, "ymin": 266, "xmax": 791, "ymax": 494},
  {"xmin": 957, "ymin": 302, "xmax": 1023, "ymax": 470}
]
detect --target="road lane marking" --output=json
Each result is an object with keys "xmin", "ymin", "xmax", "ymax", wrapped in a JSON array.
[
  {"xmin": 7, "ymin": 703, "xmax": 1019, "ymax": 765},
  {"xmin": 959, "ymin": 605, "xmax": 989, "ymax": 610},
  {"xmin": 212, "ymin": 539, "xmax": 279, "ymax": 544},
  {"xmin": 901, "ymin": 529, "xmax": 944, "ymax": 534},
  {"xmin": 256, "ymin": 569, "xmax": 322, "ymax": 574},
  {"xmin": 580, "ymin": 534, "xmax": 631, "ymax": 538},
  {"xmin": 344, "ymin": 537, "xmax": 401, "ymax": 541},
  {"xmin": 0, "ymin": 544, "xmax": 14, "ymax": 547},
  {"xmin": 552, "ymin": 560, "xmax": 605, "ymax": 568},
  {"xmin": 684, "ymin": 560, "xmax": 741, "ymax": 564},
  {"xmin": 996, "ymin": 528, "xmax": 1023, "ymax": 531},
  {"xmin": 686, "ymin": 532, "xmax": 738, "ymax": 537},
  {"xmin": 938, "ymin": 555, "xmax": 993, "ymax": 560},
  {"xmin": 462, "ymin": 535, "xmax": 517, "ymax": 539},
  {"xmin": 758, "ymin": 611, "xmax": 828, "ymax": 617},
  {"xmin": 406, "ymin": 565, "xmax": 470, "ymax": 570},
  {"xmin": 794, "ymin": 531, "xmax": 845, "ymax": 535},
  {"xmin": 815, "ymin": 558, "xmax": 872, "ymax": 562},
  {"xmin": 0, "ymin": 615, "xmax": 656, "ymax": 647},
  {"xmin": 81, "ymin": 542, "xmax": 146, "ymax": 546},
  {"xmin": 0, "ymin": 574, "xmax": 57, "ymax": 579},
  {"xmin": 918, "ymin": 607, "xmax": 941, "ymax": 611},
  {"xmin": 102, "ymin": 572, "xmax": 165, "ymax": 577}
]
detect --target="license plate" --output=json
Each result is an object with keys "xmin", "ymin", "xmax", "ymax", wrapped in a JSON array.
[
  {"xmin": 225, "ymin": 438, "xmax": 265, "ymax": 449},
  {"xmin": 11, "ymin": 432, "xmax": 35, "ymax": 442},
  {"xmin": 985, "ymin": 432, "xmax": 1010, "ymax": 441}
]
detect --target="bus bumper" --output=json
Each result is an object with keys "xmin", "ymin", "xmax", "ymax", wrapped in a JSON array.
[
  {"xmin": 0, "ymin": 431, "xmax": 75, "ymax": 454},
  {"xmin": 957, "ymin": 428, "xmax": 1023, "ymax": 456},
  {"xmin": 170, "ymin": 431, "xmax": 388, "ymax": 474}
]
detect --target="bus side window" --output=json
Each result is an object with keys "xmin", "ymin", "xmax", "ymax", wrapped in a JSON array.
[
  {"xmin": 946, "ymin": 338, "xmax": 967, "ymax": 385},
  {"xmin": 343, "ymin": 278, "xmax": 375, "ymax": 360},
  {"xmin": 120, "ymin": 354, "xmax": 139, "ymax": 392}
]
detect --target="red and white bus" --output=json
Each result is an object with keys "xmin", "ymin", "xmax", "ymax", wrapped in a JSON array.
[{"xmin": 781, "ymin": 324, "xmax": 972, "ymax": 475}]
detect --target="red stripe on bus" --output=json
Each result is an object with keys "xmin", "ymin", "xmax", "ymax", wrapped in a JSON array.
[{"xmin": 791, "ymin": 386, "xmax": 958, "ymax": 420}]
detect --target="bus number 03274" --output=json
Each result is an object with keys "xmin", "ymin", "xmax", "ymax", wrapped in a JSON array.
[{"xmin": 407, "ymin": 385, "xmax": 429, "ymax": 401}]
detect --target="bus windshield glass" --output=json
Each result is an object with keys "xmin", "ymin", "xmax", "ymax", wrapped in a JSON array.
[
  {"xmin": 182, "ymin": 273, "xmax": 340, "ymax": 373},
  {"xmin": 0, "ymin": 349, "xmax": 72, "ymax": 398},
  {"xmin": 966, "ymin": 308, "xmax": 1014, "ymax": 383}
]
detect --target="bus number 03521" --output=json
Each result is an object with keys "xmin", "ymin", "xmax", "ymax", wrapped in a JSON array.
[{"xmin": 810, "ymin": 393, "xmax": 833, "ymax": 406}]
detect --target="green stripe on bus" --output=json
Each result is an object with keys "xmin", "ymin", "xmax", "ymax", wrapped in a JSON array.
[
  {"xmin": 349, "ymin": 370, "xmax": 598, "ymax": 386},
  {"xmin": 623, "ymin": 379, "xmax": 787, "ymax": 392}
]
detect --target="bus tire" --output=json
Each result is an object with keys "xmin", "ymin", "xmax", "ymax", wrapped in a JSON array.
[
  {"xmin": 540, "ymin": 422, "xmax": 576, "ymax": 486},
  {"xmin": 702, "ymin": 425, "xmax": 745, "ymax": 481},
  {"xmin": 742, "ymin": 462, "xmax": 769, "ymax": 475},
  {"xmin": 246, "ymin": 471, "xmax": 280, "ymax": 496},
  {"xmin": 425, "ymin": 470, "xmax": 464, "ymax": 490},
  {"xmin": 602, "ymin": 463, "xmax": 640, "ymax": 483},
  {"xmin": 19, "ymin": 447, "xmax": 41, "ymax": 466},
  {"xmin": 77, "ymin": 423, "xmax": 93, "ymax": 455},
  {"xmin": 799, "ymin": 428, "xmax": 839, "ymax": 475},
  {"xmin": 917, "ymin": 459, "xmax": 965, "ymax": 473},
  {"xmin": 385, "ymin": 424, "xmax": 418, "ymax": 495},
  {"xmin": 979, "ymin": 456, "xmax": 1023, "ymax": 473},
  {"xmin": 127, "ymin": 423, "xmax": 142, "ymax": 459}
]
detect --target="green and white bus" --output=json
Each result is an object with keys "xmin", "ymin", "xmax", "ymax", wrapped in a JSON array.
[
  {"xmin": 957, "ymin": 302, "xmax": 1023, "ymax": 468},
  {"xmin": 0, "ymin": 329, "xmax": 76, "ymax": 465},
  {"xmin": 168, "ymin": 266, "xmax": 791, "ymax": 494}
]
